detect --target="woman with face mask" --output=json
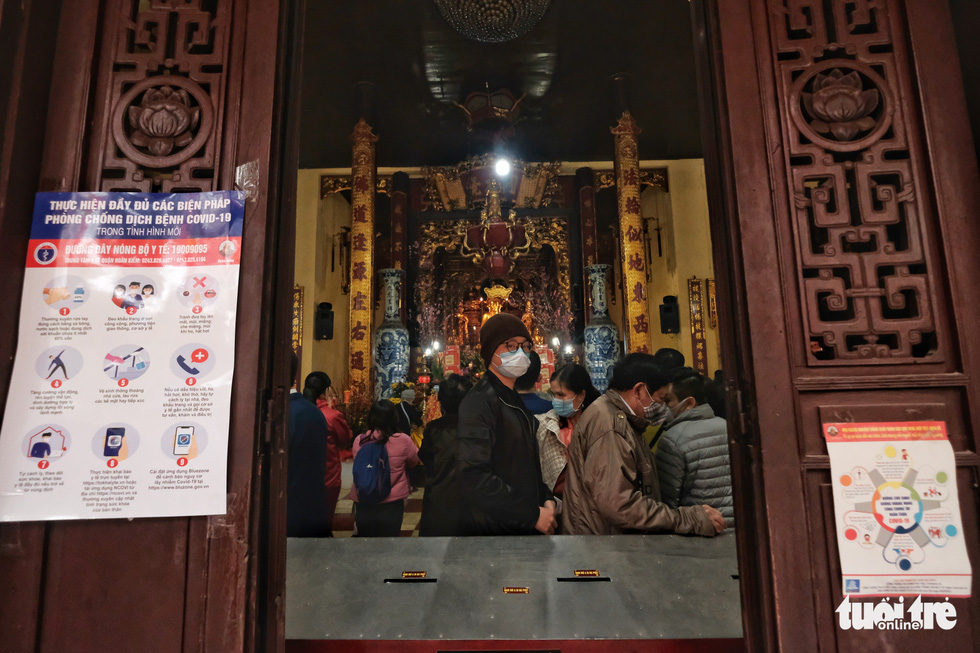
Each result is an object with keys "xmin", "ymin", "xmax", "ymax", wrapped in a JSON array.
[{"xmin": 535, "ymin": 364, "xmax": 600, "ymax": 499}]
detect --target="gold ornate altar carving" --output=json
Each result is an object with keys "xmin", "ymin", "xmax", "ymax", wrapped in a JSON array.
[
  {"xmin": 421, "ymin": 154, "xmax": 562, "ymax": 211},
  {"xmin": 458, "ymin": 179, "xmax": 531, "ymax": 275},
  {"xmin": 418, "ymin": 215, "xmax": 572, "ymax": 315}
]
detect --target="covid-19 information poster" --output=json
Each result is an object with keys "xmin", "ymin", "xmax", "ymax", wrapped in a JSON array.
[
  {"xmin": 824, "ymin": 421, "xmax": 972, "ymax": 597},
  {"xmin": 0, "ymin": 191, "xmax": 244, "ymax": 521}
]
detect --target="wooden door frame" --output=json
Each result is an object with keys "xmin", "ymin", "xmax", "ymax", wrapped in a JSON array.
[
  {"xmin": 263, "ymin": 1, "xmax": 776, "ymax": 650},
  {"xmin": 690, "ymin": 1, "xmax": 778, "ymax": 649},
  {"xmin": 694, "ymin": 0, "xmax": 980, "ymax": 650}
]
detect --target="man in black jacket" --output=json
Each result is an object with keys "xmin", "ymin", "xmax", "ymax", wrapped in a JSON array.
[
  {"xmin": 287, "ymin": 353, "xmax": 331, "ymax": 537},
  {"xmin": 456, "ymin": 313, "xmax": 557, "ymax": 535},
  {"xmin": 418, "ymin": 373, "xmax": 471, "ymax": 536}
]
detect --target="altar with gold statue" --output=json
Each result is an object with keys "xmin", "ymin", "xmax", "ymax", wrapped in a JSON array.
[{"xmin": 414, "ymin": 179, "xmax": 573, "ymax": 361}]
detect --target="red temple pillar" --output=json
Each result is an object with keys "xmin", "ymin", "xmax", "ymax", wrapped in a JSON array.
[
  {"xmin": 348, "ymin": 84, "xmax": 378, "ymax": 392},
  {"xmin": 611, "ymin": 74, "xmax": 652, "ymax": 353}
]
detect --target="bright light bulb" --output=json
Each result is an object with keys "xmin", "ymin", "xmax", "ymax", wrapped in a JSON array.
[
  {"xmin": 433, "ymin": 341, "xmax": 441, "ymax": 351},
  {"xmin": 551, "ymin": 337, "xmax": 560, "ymax": 346},
  {"xmin": 424, "ymin": 348, "xmax": 432, "ymax": 356},
  {"xmin": 564, "ymin": 345, "xmax": 574, "ymax": 354},
  {"xmin": 494, "ymin": 158, "xmax": 511, "ymax": 176}
]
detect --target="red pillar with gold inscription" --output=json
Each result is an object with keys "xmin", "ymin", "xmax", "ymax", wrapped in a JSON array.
[
  {"xmin": 348, "ymin": 106, "xmax": 378, "ymax": 391},
  {"xmin": 611, "ymin": 104, "xmax": 652, "ymax": 353}
]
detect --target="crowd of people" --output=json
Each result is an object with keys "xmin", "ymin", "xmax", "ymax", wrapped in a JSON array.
[{"xmin": 286, "ymin": 312, "xmax": 734, "ymax": 538}]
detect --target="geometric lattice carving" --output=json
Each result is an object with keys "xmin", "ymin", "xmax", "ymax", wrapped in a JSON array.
[
  {"xmin": 773, "ymin": 0, "xmax": 940, "ymax": 364},
  {"xmin": 99, "ymin": 0, "xmax": 229, "ymax": 192}
]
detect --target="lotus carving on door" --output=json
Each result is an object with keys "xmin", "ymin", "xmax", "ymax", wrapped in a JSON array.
[
  {"xmin": 802, "ymin": 69, "xmax": 879, "ymax": 141},
  {"xmin": 128, "ymin": 86, "xmax": 201, "ymax": 156}
]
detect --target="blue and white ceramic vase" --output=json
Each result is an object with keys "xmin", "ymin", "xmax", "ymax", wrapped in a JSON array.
[
  {"xmin": 374, "ymin": 268, "xmax": 410, "ymax": 399},
  {"xmin": 584, "ymin": 264, "xmax": 619, "ymax": 392}
]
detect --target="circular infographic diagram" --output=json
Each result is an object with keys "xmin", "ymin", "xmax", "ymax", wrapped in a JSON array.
[
  {"xmin": 160, "ymin": 421, "xmax": 208, "ymax": 466},
  {"xmin": 90, "ymin": 422, "xmax": 140, "ymax": 468},
  {"xmin": 836, "ymin": 440, "xmax": 962, "ymax": 573},
  {"xmin": 110, "ymin": 274, "xmax": 157, "ymax": 315},
  {"xmin": 170, "ymin": 343, "xmax": 216, "ymax": 385},
  {"xmin": 22, "ymin": 423, "xmax": 71, "ymax": 468},
  {"xmin": 103, "ymin": 344, "xmax": 150, "ymax": 384},
  {"xmin": 177, "ymin": 273, "xmax": 221, "ymax": 313},
  {"xmin": 42, "ymin": 274, "xmax": 89, "ymax": 314},
  {"xmin": 35, "ymin": 346, "xmax": 83, "ymax": 387}
]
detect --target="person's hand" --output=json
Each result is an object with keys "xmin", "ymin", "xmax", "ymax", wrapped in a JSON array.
[
  {"xmin": 113, "ymin": 437, "xmax": 130, "ymax": 462},
  {"xmin": 703, "ymin": 505, "xmax": 726, "ymax": 534},
  {"xmin": 44, "ymin": 287, "xmax": 70, "ymax": 304},
  {"xmin": 535, "ymin": 500, "xmax": 557, "ymax": 535}
]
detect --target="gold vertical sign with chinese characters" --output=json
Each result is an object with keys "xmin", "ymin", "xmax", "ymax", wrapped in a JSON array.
[
  {"xmin": 292, "ymin": 285, "xmax": 304, "ymax": 385},
  {"xmin": 612, "ymin": 112, "xmax": 651, "ymax": 353},
  {"xmin": 688, "ymin": 277, "xmax": 708, "ymax": 374},
  {"xmin": 291, "ymin": 286, "xmax": 304, "ymax": 353},
  {"xmin": 348, "ymin": 119, "xmax": 378, "ymax": 390}
]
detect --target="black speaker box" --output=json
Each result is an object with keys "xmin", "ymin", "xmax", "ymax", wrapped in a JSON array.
[
  {"xmin": 314, "ymin": 302, "xmax": 334, "ymax": 340},
  {"xmin": 659, "ymin": 296, "xmax": 680, "ymax": 334}
]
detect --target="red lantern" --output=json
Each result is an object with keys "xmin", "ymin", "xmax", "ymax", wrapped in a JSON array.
[{"xmin": 460, "ymin": 179, "xmax": 530, "ymax": 276}]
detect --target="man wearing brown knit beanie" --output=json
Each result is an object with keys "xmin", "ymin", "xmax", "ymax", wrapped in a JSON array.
[{"xmin": 455, "ymin": 313, "xmax": 557, "ymax": 535}]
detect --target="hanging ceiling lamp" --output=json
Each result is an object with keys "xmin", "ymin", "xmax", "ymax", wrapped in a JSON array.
[{"xmin": 433, "ymin": 0, "xmax": 551, "ymax": 43}]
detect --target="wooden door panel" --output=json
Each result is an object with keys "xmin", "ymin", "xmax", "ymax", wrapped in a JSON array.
[
  {"xmin": 712, "ymin": 0, "xmax": 980, "ymax": 649},
  {"xmin": 39, "ymin": 519, "xmax": 189, "ymax": 652},
  {"xmin": 0, "ymin": 0, "xmax": 285, "ymax": 651}
]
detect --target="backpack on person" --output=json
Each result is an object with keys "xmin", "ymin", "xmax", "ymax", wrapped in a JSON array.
[{"xmin": 352, "ymin": 434, "xmax": 392, "ymax": 504}]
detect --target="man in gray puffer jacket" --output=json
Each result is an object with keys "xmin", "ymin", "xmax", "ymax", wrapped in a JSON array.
[{"xmin": 657, "ymin": 369, "xmax": 735, "ymax": 526}]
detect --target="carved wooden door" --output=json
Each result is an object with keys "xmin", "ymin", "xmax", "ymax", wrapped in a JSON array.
[
  {"xmin": 702, "ymin": 0, "xmax": 980, "ymax": 649},
  {"xmin": 0, "ymin": 1, "xmax": 290, "ymax": 651}
]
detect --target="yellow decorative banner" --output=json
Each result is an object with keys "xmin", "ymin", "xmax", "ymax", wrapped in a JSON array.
[
  {"xmin": 612, "ymin": 112, "xmax": 651, "ymax": 353},
  {"xmin": 348, "ymin": 119, "xmax": 378, "ymax": 390}
]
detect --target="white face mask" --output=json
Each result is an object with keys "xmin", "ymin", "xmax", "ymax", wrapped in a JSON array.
[
  {"xmin": 495, "ymin": 349, "xmax": 531, "ymax": 379},
  {"xmin": 667, "ymin": 397, "xmax": 691, "ymax": 421}
]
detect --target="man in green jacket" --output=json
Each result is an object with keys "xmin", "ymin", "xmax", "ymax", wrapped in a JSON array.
[{"xmin": 563, "ymin": 353, "xmax": 726, "ymax": 536}]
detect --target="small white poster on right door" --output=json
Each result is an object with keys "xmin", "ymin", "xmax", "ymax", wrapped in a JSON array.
[{"xmin": 824, "ymin": 420, "xmax": 971, "ymax": 597}]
